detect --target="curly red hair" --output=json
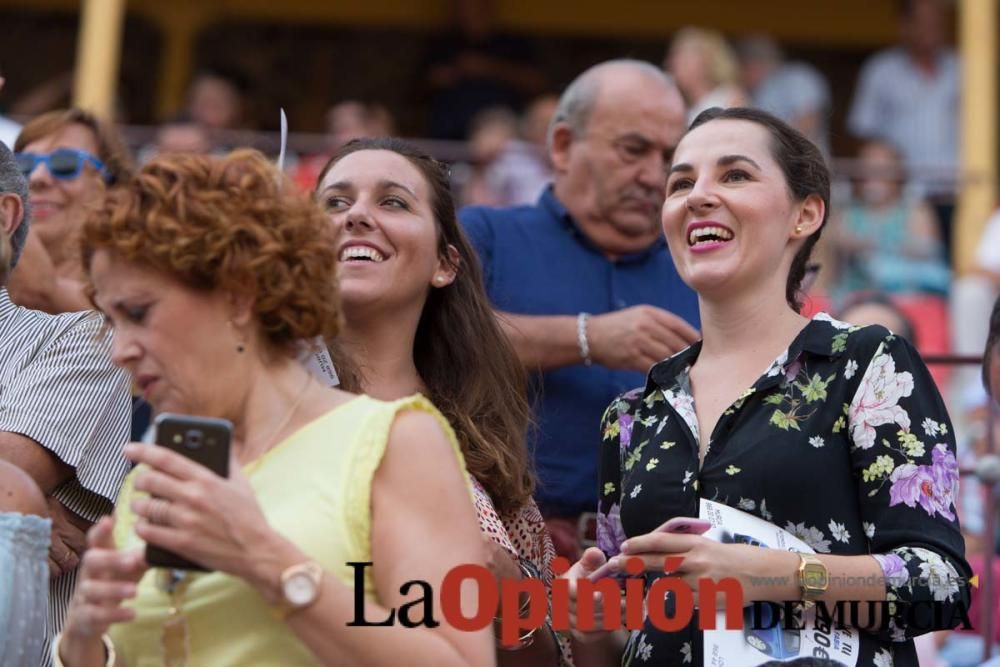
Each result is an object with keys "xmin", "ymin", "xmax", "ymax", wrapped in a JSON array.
[{"xmin": 81, "ymin": 150, "xmax": 341, "ymax": 357}]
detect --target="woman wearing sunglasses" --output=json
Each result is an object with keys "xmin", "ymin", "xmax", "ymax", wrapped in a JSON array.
[{"xmin": 9, "ymin": 108, "xmax": 133, "ymax": 314}]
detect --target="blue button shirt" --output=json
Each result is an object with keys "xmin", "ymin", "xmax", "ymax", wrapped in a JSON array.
[{"xmin": 460, "ymin": 187, "xmax": 700, "ymax": 517}]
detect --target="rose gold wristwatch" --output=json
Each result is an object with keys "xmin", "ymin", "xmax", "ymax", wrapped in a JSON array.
[{"xmin": 275, "ymin": 561, "xmax": 323, "ymax": 618}]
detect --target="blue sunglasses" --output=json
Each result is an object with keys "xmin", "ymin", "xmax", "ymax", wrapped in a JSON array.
[{"xmin": 15, "ymin": 148, "xmax": 110, "ymax": 182}]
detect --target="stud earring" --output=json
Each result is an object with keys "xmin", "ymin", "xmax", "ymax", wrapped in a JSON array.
[
  {"xmin": 795, "ymin": 225, "xmax": 803, "ymax": 235},
  {"xmin": 435, "ymin": 276, "xmax": 445, "ymax": 285},
  {"xmin": 228, "ymin": 320, "xmax": 246, "ymax": 353}
]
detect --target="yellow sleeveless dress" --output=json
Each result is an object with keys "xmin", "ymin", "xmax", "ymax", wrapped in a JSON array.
[{"xmin": 109, "ymin": 394, "xmax": 466, "ymax": 666}]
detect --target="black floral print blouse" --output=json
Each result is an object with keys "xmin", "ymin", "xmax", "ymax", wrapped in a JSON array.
[{"xmin": 597, "ymin": 314, "xmax": 971, "ymax": 667}]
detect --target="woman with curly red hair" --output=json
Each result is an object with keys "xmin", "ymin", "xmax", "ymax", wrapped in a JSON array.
[{"xmin": 55, "ymin": 150, "xmax": 493, "ymax": 666}]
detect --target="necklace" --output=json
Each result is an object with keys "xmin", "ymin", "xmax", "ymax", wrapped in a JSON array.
[{"xmin": 241, "ymin": 374, "xmax": 313, "ymax": 464}]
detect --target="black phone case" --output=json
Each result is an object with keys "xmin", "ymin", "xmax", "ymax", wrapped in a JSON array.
[{"xmin": 145, "ymin": 413, "xmax": 232, "ymax": 571}]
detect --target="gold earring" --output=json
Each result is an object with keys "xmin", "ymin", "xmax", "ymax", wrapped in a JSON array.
[{"xmin": 795, "ymin": 225, "xmax": 803, "ymax": 235}]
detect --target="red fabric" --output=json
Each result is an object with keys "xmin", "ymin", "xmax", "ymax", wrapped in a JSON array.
[
  {"xmin": 894, "ymin": 295, "xmax": 952, "ymax": 389},
  {"xmin": 960, "ymin": 554, "xmax": 1000, "ymax": 643}
]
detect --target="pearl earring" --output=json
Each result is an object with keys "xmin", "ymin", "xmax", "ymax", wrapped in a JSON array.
[
  {"xmin": 435, "ymin": 276, "xmax": 445, "ymax": 285},
  {"xmin": 795, "ymin": 225, "xmax": 803, "ymax": 235}
]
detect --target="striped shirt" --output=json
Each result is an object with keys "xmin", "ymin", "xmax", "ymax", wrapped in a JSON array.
[{"xmin": 0, "ymin": 289, "xmax": 131, "ymax": 665}]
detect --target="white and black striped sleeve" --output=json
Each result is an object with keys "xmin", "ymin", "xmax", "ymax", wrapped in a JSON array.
[{"xmin": 0, "ymin": 312, "xmax": 131, "ymax": 522}]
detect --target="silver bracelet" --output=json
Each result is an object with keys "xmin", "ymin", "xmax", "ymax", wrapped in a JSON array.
[{"xmin": 576, "ymin": 313, "xmax": 593, "ymax": 366}]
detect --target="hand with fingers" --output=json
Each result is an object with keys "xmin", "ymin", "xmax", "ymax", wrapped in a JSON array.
[
  {"xmin": 587, "ymin": 305, "xmax": 700, "ymax": 373},
  {"xmin": 59, "ymin": 517, "xmax": 146, "ymax": 665},
  {"xmin": 612, "ymin": 530, "xmax": 774, "ymax": 605},
  {"xmin": 561, "ymin": 547, "xmax": 624, "ymax": 644},
  {"xmin": 48, "ymin": 498, "xmax": 89, "ymax": 579},
  {"xmin": 123, "ymin": 443, "xmax": 280, "ymax": 581}
]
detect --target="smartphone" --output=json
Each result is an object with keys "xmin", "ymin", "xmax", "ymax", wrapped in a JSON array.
[
  {"xmin": 658, "ymin": 517, "xmax": 712, "ymax": 535},
  {"xmin": 144, "ymin": 413, "xmax": 232, "ymax": 571},
  {"xmin": 587, "ymin": 517, "xmax": 712, "ymax": 581}
]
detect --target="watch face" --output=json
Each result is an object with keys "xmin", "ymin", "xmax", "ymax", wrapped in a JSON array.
[
  {"xmin": 284, "ymin": 572, "xmax": 318, "ymax": 606},
  {"xmin": 803, "ymin": 564, "xmax": 828, "ymax": 588}
]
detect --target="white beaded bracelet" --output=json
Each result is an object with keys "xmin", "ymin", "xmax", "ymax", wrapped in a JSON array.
[
  {"xmin": 577, "ymin": 312, "xmax": 593, "ymax": 366},
  {"xmin": 51, "ymin": 632, "xmax": 116, "ymax": 667}
]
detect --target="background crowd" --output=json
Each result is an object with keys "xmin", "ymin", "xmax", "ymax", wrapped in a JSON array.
[{"xmin": 0, "ymin": 0, "xmax": 998, "ymax": 665}]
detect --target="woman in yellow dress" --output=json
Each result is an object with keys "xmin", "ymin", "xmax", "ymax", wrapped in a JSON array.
[{"xmin": 55, "ymin": 150, "xmax": 494, "ymax": 666}]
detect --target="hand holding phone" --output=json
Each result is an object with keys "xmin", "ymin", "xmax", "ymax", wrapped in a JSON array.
[
  {"xmin": 144, "ymin": 413, "xmax": 232, "ymax": 571},
  {"xmin": 587, "ymin": 516, "xmax": 711, "ymax": 581}
]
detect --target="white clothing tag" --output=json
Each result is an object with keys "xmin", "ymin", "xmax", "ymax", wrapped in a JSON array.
[{"xmin": 300, "ymin": 338, "xmax": 339, "ymax": 387}]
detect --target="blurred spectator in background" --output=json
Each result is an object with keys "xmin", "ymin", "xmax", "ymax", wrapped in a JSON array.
[
  {"xmin": 521, "ymin": 93, "xmax": 558, "ymax": 158},
  {"xmin": 837, "ymin": 290, "xmax": 916, "ymax": 344},
  {"xmin": 8, "ymin": 72, "xmax": 74, "ymax": 120},
  {"xmin": 424, "ymin": 0, "xmax": 545, "ymax": 140},
  {"xmin": 459, "ymin": 105, "xmax": 552, "ymax": 207},
  {"xmin": 848, "ymin": 0, "xmax": 959, "ymax": 259},
  {"xmin": 936, "ymin": 319, "xmax": 1000, "ymax": 666},
  {"xmin": 0, "ymin": 71, "xmax": 20, "ymax": 148},
  {"xmin": 950, "ymin": 208, "xmax": 1000, "ymax": 402},
  {"xmin": 665, "ymin": 27, "xmax": 747, "ymax": 125},
  {"xmin": 10, "ymin": 109, "xmax": 134, "ymax": 314},
  {"xmin": 154, "ymin": 114, "xmax": 211, "ymax": 155},
  {"xmin": 460, "ymin": 107, "xmax": 519, "ymax": 206},
  {"xmin": 291, "ymin": 100, "xmax": 394, "ymax": 192},
  {"xmin": 327, "ymin": 100, "xmax": 394, "ymax": 149},
  {"xmin": 460, "ymin": 60, "xmax": 700, "ymax": 565},
  {"xmin": 737, "ymin": 34, "xmax": 831, "ymax": 156},
  {"xmin": 185, "ymin": 67, "xmax": 250, "ymax": 133},
  {"xmin": 829, "ymin": 138, "xmax": 949, "ymax": 300}
]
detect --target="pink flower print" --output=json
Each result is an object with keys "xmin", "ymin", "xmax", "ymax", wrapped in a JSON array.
[
  {"xmin": 849, "ymin": 351, "xmax": 914, "ymax": 449},
  {"xmin": 888, "ymin": 445, "xmax": 958, "ymax": 521},
  {"xmin": 874, "ymin": 553, "xmax": 909, "ymax": 588},
  {"xmin": 597, "ymin": 503, "xmax": 627, "ymax": 556},
  {"xmin": 783, "ymin": 354, "xmax": 804, "ymax": 384},
  {"xmin": 619, "ymin": 413, "xmax": 634, "ymax": 454}
]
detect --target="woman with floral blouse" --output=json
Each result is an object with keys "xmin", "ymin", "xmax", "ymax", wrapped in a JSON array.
[{"xmin": 567, "ymin": 107, "xmax": 971, "ymax": 666}]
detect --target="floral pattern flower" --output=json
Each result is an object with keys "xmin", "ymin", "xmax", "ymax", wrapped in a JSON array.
[
  {"xmin": 784, "ymin": 522, "xmax": 832, "ymax": 553},
  {"xmin": 849, "ymin": 347, "xmax": 915, "ymax": 449},
  {"xmin": 873, "ymin": 647, "xmax": 893, "ymax": 667},
  {"xmin": 918, "ymin": 552, "xmax": 961, "ymax": 602},
  {"xmin": 874, "ymin": 553, "xmax": 910, "ymax": 588},
  {"xmin": 596, "ymin": 503, "xmax": 626, "ymax": 557},
  {"xmin": 618, "ymin": 413, "xmax": 634, "ymax": 453},
  {"xmin": 829, "ymin": 519, "xmax": 851, "ymax": 543},
  {"xmin": 888, "ymin": 444, "xmax": 958, "ymax": 520}
]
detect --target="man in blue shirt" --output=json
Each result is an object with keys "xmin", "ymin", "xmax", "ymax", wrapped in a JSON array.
[{"xmin": 460, "ymin": 59, "xmax": 700, "ymax": 558}]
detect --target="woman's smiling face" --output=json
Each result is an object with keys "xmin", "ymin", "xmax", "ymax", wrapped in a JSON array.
[
  {"xmin": 662, "ymin": 118, "xmax": 814, "ymax": 302},
  {"xmin": 317, "ymin": 149, "xmax": 453, "ymax": 317}
]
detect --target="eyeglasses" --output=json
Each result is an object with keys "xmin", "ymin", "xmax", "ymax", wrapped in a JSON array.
[{"xmin": 14, "ymin": 148, "xmax": 109, "ymax": 182}]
